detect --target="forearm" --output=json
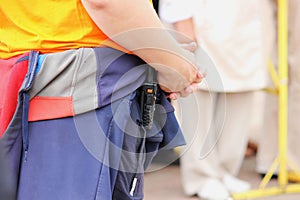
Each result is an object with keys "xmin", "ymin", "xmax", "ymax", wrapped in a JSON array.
[
  {"xmin": 81, "ymin": 0, "xmax": 201, "ymax": 92},
  {"xmin": 173, "ymin": 17, "xmax": 197, "ymax": 43}
]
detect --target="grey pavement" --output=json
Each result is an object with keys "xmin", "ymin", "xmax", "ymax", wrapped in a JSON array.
[{"xmin": 144, "ymin": 156, "xmax": 300, "ymax": 200}]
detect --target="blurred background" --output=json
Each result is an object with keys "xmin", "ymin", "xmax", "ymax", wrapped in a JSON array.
[{"xmin": 144, "ymin": 0, "xmax": 300, "ymax": 199}]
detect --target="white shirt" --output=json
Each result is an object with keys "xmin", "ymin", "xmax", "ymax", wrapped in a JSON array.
[{"xmin": 160, "ymin": 0, "xmax": 275, "ymax": 92}]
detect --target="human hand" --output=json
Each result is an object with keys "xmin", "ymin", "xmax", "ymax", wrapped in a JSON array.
[
  {"xmin": 163, "ymin": 71, "xmax": 203, "ymax": 100},
  {"xmin": 154, "ymin": 44, "xmax": 204, "ymax": 98},
  {"xmin": 180, "ymin": 42, "xmax": 197, "ymax": 52},
  {"xmin": 162, "ymin": 39, "xmax": 200, "ymax": 100}
]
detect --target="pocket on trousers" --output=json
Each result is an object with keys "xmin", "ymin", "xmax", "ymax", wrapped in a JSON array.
[{"xmin": 113, "ymin": 172, "xmax": 144, "ymax": 200}]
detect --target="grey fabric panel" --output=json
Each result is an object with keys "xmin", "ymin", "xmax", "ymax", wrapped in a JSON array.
[
  {"xmin": 30, "ymin": 49, "xmax": 79, "ymax": 98},
  {"xmin": 29, "ymin": 48, "xmax": 98, "ymax": 115},
  {"xmin": 71, "ymin": 48, "xmax": 98, "ymax": 114}
]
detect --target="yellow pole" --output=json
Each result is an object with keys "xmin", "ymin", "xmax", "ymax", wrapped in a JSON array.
[
  {"xmin": 232, "ymin": 0, "xmax": 291, "ymax": 198},
  {"xmin": 277, "ymin": 0, "xmax": 289, "ymax": 187},
  {"xmin": 233, "ymin": 0, "xmax": 300, "ymax": 197},
  {"xmin": 267, "ymin": 59, "xmax": 279, "ymax": 91}
]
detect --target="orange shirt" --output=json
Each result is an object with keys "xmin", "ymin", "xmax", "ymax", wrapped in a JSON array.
[{"xmin": 0, "ymin": 0, "xmax": 127, "ymax": 59}]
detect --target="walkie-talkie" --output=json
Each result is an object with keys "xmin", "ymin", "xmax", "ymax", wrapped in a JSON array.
[{"xmin": 138, "ymin": 66, "xmax": 157, "ymax": 130}]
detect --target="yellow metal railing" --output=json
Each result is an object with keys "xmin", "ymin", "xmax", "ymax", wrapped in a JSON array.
[{"xmin": 232, "ymin": 0, "xmax": 300, "ymax": 199}]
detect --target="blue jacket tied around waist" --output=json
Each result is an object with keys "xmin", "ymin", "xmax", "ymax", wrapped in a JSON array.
[{"xmin": 0, "ymin": 48, "xmax": 185, "ymax": 200}]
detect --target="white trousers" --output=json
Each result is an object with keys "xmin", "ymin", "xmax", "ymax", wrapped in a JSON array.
[{"xmin": 177, "ymin": 90, "xmax": 254, "ymax": 195}]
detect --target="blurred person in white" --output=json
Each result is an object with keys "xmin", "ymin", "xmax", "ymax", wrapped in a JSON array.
[
  {"xmin": 256, "ymin": 0, "xmax": 300, "ymax": 181},
  {"xmin": 160, "ymin": 0, "xmax": 275, "ymax": 199}
]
